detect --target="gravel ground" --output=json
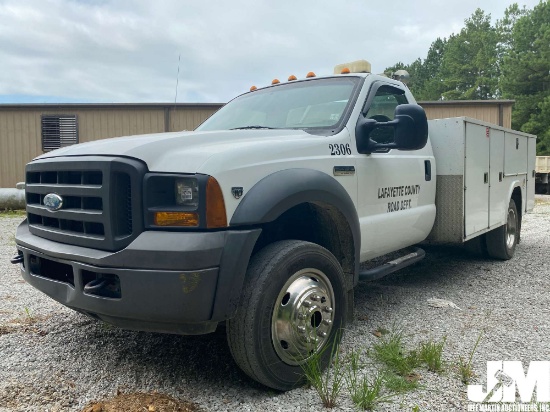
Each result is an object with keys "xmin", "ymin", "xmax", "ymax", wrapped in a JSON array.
[{"xmin": 1, "ymin": 198, "xmax": 549, "ymax": 412}]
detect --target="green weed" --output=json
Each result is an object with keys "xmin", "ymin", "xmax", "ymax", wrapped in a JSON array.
[
  {"xmin": 457, "ymin": 331, "xmax": 483, "ymax": 384},
  {"xmin": 24, "ymin": 307, "xmax": 33, "ymax": 321},
  {"xmin": 301, "ymin": 337, "xmax": 345, "ymax": 408},
  {"xmin": 383, "ymin": 371, "xmax": 420, "ymax": 393},
  {"xmin": 419, "ymin": 337, "xmax": 446, "ymax": 373},
  {"xmin": 371, "ymin": 332, "xmax": 420, "ymax": 376},
  {"xmin": 346, "ymin": 369, "xmax": 394, "ymax": 411},
  {"xmin": 0, "ymin": 209, "xmax": 26, "ymax": 218}
]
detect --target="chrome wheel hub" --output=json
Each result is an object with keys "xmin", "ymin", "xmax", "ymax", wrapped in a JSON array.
[
  {"xmin": 271, "ymin": 268, "xmax": 335, "ymax": 365},
  {"xmin": 506, "ymin": 208, "xmax": 517, "ymax": 249}
]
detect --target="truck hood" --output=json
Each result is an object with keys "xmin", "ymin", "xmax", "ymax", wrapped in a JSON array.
[{"xmin": 35, "ymin": 129, "xmax": 315, "ymax": 173}]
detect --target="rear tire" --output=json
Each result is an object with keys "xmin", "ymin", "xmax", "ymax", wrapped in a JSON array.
[
  {"xmin": 486, "ymin": 199, "xmax": 519, "ymax": 260},
  {"xmin": 226, "ymin": 240, "xmax": 348, "ymax": 391}
]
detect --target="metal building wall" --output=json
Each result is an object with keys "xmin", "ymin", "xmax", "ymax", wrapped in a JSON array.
[
  {"xmin": 419, "ymin": 100, "xmax": 513, "ymax": 128},
  {"xmin": 0, "ymin": 109, "xmax": 43, "ymax": 191},
  {"xmin": 0, "ymin": 104, "xmax": 221, "ymax": 188}
]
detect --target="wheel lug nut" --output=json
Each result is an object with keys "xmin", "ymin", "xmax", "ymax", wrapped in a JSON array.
[
  {"xmin": 303, "ymin": 301, "xmax": 311, "ymax": 307},
  {"xmin": 323, "ymin": 306, "xmax": 333, "ymax": 313},
  {"xmin": 297, "ymin": 326, "xmax": 306, "ymax": 333},
  {"xmin": 298, "ymin": 313, "xmax": 306, "ymax": 320},
  {"xmin": 310, "ymin": 294, "xmax": 320, "ymax": 301},
  {"xmin": 317, "ymin": 331, "xmax": 327, "ymax": 338},
  {"xmin": 322, "ymin": 319, "xmax": 332, "ymax": 326}
]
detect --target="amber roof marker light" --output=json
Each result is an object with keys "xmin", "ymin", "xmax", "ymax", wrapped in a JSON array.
[
  {"xmin": 250, "ymin": 85, "xmax": 257, "ymax": 91},
  {"xmin": 288, "ymin": 75, "xmax": 297, "ymax": 81},
  {"xmin": 306, "ymin": 71, "xmax": 316, "ymax": 78},
  {"xmin": 272, "ymin": 79, "xmax": 280, "ymax": 85},
  {"xmin": 340, "ymin": 67, "xmax": 351, "ymax": 74}
]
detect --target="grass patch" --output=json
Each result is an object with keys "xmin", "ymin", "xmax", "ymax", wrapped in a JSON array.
[
  {"xmin": 0, "ymin": 209, "xmax": 26, "ymax": 218},
  {"xmin": 371, "ymin": 332, "xmax": 420, "ymax": 376},
  {"xmin": 303, "ymin": 328, "xmax": 451, "ymax": 408},
  {"xmin": 419, "ymin": 337, "xmax": 446, "ymax": 373},
  {"xmin": 383, "ymin": 371, "xmax": 420, "ymax": 393},
  {"xmin": 346, "ymin": 370, "xmax": 394, "ymax": 411},
  {"xmin": 457, "ymin": 331, "xmax": 484, "ymax": 384},
  {"xmin": 301, "ymin": 337, "xmax": 345, "ymax": 408}
]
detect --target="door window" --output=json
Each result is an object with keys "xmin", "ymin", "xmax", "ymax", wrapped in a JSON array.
[{"xmin": 365, "ymin": 85, "xmax": 408, "ymax": 145}]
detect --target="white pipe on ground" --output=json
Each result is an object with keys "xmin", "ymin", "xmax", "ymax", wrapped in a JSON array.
[{"xmin": 0, "ymin": 183, "xmax": 25, "ymax": 209}]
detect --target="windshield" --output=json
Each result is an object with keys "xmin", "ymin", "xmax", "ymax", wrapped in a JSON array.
[{"xmin": 196, "ymin": 77, "xmax": 361, "ymax": 133}]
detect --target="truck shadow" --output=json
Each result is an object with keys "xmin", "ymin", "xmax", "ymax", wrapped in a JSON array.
[
  {"xmin": 66, "ymin": 319, "xmax": 262, "ymax": 394},
  {"xmin": 351, "ymin": 242, "xmax": 519, "ymax": 325}
]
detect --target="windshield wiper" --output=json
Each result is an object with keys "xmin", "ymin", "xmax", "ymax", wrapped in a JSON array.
[{"xmin": 230, "ymin": 125, "xmax": 277, "ymax": 130}]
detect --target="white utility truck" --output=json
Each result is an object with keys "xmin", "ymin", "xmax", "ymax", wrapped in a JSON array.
[{"xmin": 12, "ymin": 60, "xmax": 536, "ymax": 390}]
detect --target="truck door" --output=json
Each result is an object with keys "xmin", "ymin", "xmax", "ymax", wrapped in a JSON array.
[{"xmin": 354, "ymin": 83, "xmax": 436, "ymax": 261}]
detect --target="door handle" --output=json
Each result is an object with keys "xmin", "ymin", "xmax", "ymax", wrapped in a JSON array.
[
  {"xmin": 424, "ymin": 160, "xmax": 431, "ymax": 181},
  {"xmin": 484, "ymin": 172, "xmax": 489, "ymax": 184}
]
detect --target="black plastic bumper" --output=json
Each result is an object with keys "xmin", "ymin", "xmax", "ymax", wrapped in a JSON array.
[{"xmin": 15, "ymin": 221, "xmax": 261, "ymax": 335}]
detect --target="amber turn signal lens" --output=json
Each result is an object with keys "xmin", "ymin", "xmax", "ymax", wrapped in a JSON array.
[
  {"xmin": 306, "ymin": 71, "xmax": 316, "ymax": 78},
  {"xmin": 288, "ymin": 75, "xmax": 297, "ymax": 81},
  {"xmin": 206, "ymin": 176, "xmax": 227, "ymax": 228},
  {"xmin": 271, "ymin": 78, "xmax": 280, "ymax": 85},
  {"xmin": 341, "ymin": 68, "xmax": 350, "ymax": 74},
  {"xmin": 154, "ymin": 212, "xmax": 199, "ymax": 227},
  {"xmin": 250, "ymin": 85, "xmax": 257, "ymax": 91}
]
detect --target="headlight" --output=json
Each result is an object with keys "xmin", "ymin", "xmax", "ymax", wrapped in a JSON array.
[
  {"xmin": 144, "ymin": 174, "xmax": 226, "ymax": 229},
  {"xmin": 175, "ymin": 178, "xmax": 199, "ymax": 207}
]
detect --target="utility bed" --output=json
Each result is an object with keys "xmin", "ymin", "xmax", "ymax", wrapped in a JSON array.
[{"xmin": 427, "ymin": 117, "xmax": 536, "ymax": 244}]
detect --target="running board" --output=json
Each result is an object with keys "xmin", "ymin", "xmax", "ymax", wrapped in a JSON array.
[{"xmin": 358, "ymin": 247, "xmax": 425, "ymax": 281}]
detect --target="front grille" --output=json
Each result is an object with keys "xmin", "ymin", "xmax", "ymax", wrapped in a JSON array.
[{"xmin": 25, "ymin": 156, "xmax": 146, "ymax": 251}]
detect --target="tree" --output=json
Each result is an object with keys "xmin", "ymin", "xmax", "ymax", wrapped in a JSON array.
[
  {"xmin": 418, "ymin": 37, "xmax": 448, "ymax": 100},
  {"xmin": 384, "ymin": 38, "xmax": 447, "ymax": 100},
  {"xmin": 500, "ymin": 1, "xmax": 550, "ymax": 154},
  {"xmin": 438, "ymin": 9, "xmax": 500, "ymax": 100}
]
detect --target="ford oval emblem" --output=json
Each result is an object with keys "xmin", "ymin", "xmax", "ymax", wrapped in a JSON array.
[{"xmin": 44, "ymin": 193, "xmax": 63, "ymax": 211}]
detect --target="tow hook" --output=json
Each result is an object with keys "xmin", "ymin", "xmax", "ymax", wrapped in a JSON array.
[
  {"xmin": 83, "ymin": 278, "xmax": 108, "ymax": 293},
  {"xmin": 83, "ymin": 276, "xmax": 121, "ymax": 299},
  {"xmin": 10, "ymin": 254, "xmax": 24, "ymax": 265}
]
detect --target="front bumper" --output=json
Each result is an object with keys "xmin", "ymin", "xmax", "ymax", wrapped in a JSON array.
[{"xmin": 15, "ymin": 221, "xmax": 261, "ymax": 335}]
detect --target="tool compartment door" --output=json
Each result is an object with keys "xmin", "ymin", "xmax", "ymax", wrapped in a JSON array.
[
  {"xmin": 527, "ymin": 138, "xmax": 536, "ymax": 212},
  {"xmin": 489, "ymin": 129, "xmax": 506, "ymax": 227},
  {"xmin": 464, "ymin": 122, "xmax": 490, "ymax": 236}
]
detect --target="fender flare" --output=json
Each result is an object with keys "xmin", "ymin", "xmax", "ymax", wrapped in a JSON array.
[
  {"xmin": 506, "ymin": 180, "xmax": 523, "ymax": 215},
  {"xmin": 230, "ymin": 168, "xmax": 361, "ymax": 278}
]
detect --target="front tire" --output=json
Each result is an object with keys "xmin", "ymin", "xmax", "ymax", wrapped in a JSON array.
[
  {"xmin": 227, "ymin": 240, "xmax": 348, "ymax": 391},
  {"xmin": 486, "ymin": 199, "xmax": 519, "ymax": 260}
]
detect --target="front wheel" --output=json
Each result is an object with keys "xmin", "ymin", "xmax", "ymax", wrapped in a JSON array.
[
  {"xmin": 227, "ymin": 240, "xmax": 348, "ymax": 390},
  {"xmin": 486, "ymin": 199, "xmax": 519, "ymax": 260}
]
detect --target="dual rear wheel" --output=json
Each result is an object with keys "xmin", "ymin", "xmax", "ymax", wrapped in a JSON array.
[{"xmin": 486, "ymin": 199, "xmax": 519, "ymax": 260}]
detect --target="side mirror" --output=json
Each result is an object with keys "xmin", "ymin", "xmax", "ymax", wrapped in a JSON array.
[
  {"xmin": 355, "ymin": 104, "xmax": 428, "ymax": 154},
  {"xmin": 393, "ymin": 104, "xmax": 428, "ymax": 150}
]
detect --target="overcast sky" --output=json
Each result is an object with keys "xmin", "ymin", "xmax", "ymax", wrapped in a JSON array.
[{"xmin": 0, "ymin": 0, "xmax": 541, "ymax": 104}]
